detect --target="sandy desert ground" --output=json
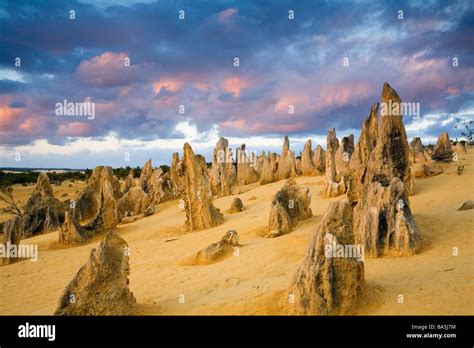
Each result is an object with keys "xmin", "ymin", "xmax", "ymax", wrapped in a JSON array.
[{"xmin": 0, "ymin": 150, "xmax": 473, "ymax": 316}]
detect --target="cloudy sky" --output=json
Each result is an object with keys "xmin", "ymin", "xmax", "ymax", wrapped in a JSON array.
[{"xmin": 0, "ymin": 0, "xmax": 472, "ymax": 169}]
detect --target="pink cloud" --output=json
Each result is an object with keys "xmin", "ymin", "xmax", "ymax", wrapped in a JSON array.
[
  {"xmin": 220, "ymin": 117, "xmax": 306, "ymax": 134},
  {"xmin": 218, "ymin": 8, "xmax": 238, "ymax": 23},
  {"xmin": 57, "ymin": 122, "xmax": 91, "ymax": 137},
  {"xmin": 76, "ymin": 51, "xmax": 136, "ymax": 86},
  {"xmin": 153, "ymin": 78, "xmax": 182, "ymax": 94},
  {"xmin": 274, "ymin": 95, "xmax": 310, "ymax": 114},
  {"xmin": 221, "ymin": 76, "xmax": 252, "ymax": 97},
  {"xmin": 0, "ymin": 104, "xmax": 22, "ymax": 131},
  {"xmin": 317, "ymin": 82, "xmax": 371, "ymax": 109},
  {"xmin": 19, "ymin": 117, "xmax": 44, "ymax": 134}
]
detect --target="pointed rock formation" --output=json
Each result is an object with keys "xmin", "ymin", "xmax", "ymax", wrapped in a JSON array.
[
  {"xmin": 365, "ymin": 83, "xmax": 414, "ymax": 195},
  {"xmin": 74, "ymin": 166, "xmax": 121, "ymax": 226},
  {"xmin": 352, "ymin": 83, "xmax": 420, "ymax": 257},
  {"xmin": 209, "ymin": 137, "xmax": 236, "ymax": 196},
  {"xmin": 254, "ymin": 151, "xmax": 266, "ymax": 177},
  {"xmin": 409, "ymin": 137, "xmax": 443, "ymax": 177},
  {"xmin": 22, "ymin": 173, "xmax": 65, "ymax": 237},
  {"xmin": 117, "ymin": 186, "xmax": 151, "ymax": 219},
  {"xmin": 432, "ymin": 132, "xmax": 454, "ymax": 162},
  {"xmin": 347, "ymin": 103, "xmax": 379, "ymax": 202},
  {"xmin": 268, "ymin": 178, "xmax": 312, "ymax": 238},
  {"xmin": 353, "ymin": 178, "xmax": 421, "ymax": 257},
  {"xmin": 288, "ymin": 200, "xmax": 364, "ymax": 315},
  {"xmin": 55, "ymin": 231, "xmax": 136, "ymax": 315},
  {"xmin": 259, "ymin": 152, "xmax": 278, "ymax": 185},
  {"xmin": 1, "ymin": 216, "xmax": 23, "ymax": 265},
  {"xmin": 62, "ymin": 166, "xmax": 120, "ymax": 244},
  {"xmin": 138, "ymin": 159, "xmax": 154, "ymax": 191},
  {"xmin": 169, "ymin": 152, "xmax": 181, "ymax": 198},
  {"xmin": 312, "ymin": 145, "xmax": 326, "ymax": 174},
  {"xmin": 149, "ymin": 168, "xmax": 174, "ymax": 205},
  {"xmin": 194, "ymin": 230, "xmax": 240, "ymax": 264},
  {"xmin": 59, "ymin": 211, "xmax": 93, "ymax": 244},
  {"xmin": 138, "ymin": 160, "xmax": 174, "ymax": 205},
  {"xmin": 177, "ymin": 143, "xmax": 224, "ymax": 231},
  {"xmin": 301, "ymin": 140, "xmax": 318, "ymax": 175},
  {"xmin": 335, "ymin": 134, "xmax": 355, "ymax": 181},
  {"xmin": 123, "ymin": 170, "xmax": 136, "ymax": 194},
  {"xmin": 236, "ymin": 144, "xmax": 259, "ymax": 185},
  {"xmin": 275, "ymin": 136, "xmax": 298, "ymax": 181},
  {"xmin": 453, "ymin": 141, "xmax": 467, "ymax": 156},
  {"xmin": 324, "ymin": 128, "xmax": 346, "ymax": 197},
  {"xmin": 409, "ymin": 137, "xmax": 429, "ymax": 164},
  {"xmin": 295, "ymin": 158, "xmax": 303, "ymax": 175}
]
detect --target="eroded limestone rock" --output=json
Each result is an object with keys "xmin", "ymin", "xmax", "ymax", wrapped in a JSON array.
[
  {"xmin": 177, "ymin": 143, "xmax": 224, "ymax": 231},
  {"xmin": 431, "ymin": 132, "xmax": 454, "ymax": 162},
  {"xmin": 194, "ymin": 230, "xmax": 240, "ymax": 264},
  {"xmin": 55, "ymin": 231, "xmax": 136, "ymax": 315},
  {"xmin": 22, "ymin": 173, "xmax": 65, "ymax": 237},
  {"xmin": 288, "ymin": 200, "xmax": 364, "ymax": 315},
  {"xmin": 275, "ymin": 136, "xmax": 298, "ymax": 181},
  {"xmin": 226, "ymin": 197, "xmax": 244, "ymax": 214},
  {"xmin": 268, "ymin": 178, "xmax": 312, "ymax": 238}
]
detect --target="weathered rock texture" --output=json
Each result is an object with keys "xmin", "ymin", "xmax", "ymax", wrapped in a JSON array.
[
  {"xmin": 275, "ymin": 136, "xmax": 298, "ymax": 181},
  {"xmin": 123, "ymin": 170, "xmax": 136, "ymax": 194},
  {"xmin": 138, "ymin": 160, "xmax": 174, "ymax": 206},
  {"xmin": 194, "ymin": 230, "xmax": 240, "ymax": 264},
  {"xmin": 458, "ymin": 200, "xmax": 474, "ymax": 211},
  {"xmin": 259, "ymin": 152, "xmax": 278, "ymax": 185},
  {"xmin": 335, "ymin": 134, "xmax": 355, "ymax": 181},
  {"xmin": 209, "ymin": 137, "xmax": 236, "ymax": 196},
  {"xmin": 353, "ymin": 178, "xmax": 421, "ymax": 257},
  {"xmin": 55, "ymin": 231, "xmax": 136, "ymax": 315},
  {"xmin": 1, "ymin": 216, "xmax": 23, "ymax": 265},
  {"xmin": 409, "ymin": 137, "xmax": 429, "ymax": 164},
  {"xmin": 362, "ymin": 84, "xmax": 414, "ymax": 195},
  {"xmin": 254, "ymin": 151, "xmax": 266, "ymax": 177},
  {"xmin": 312, "ymin": 145, "xmax": 326, "ymax": 173},
  {"xmin": 117, "ymin": 186, "xmax": 150, "ymax": 219},
  {"xmin": 59, "ymin": 211, "xmax": 93, "ymax": 244},
  {"xmin": 453, "ymin": 142, "xmax": 467, "ymax": 156},
  {"xmin": 324, "ymin": 129, "xmax": 346, "ymax": 197},
  {"xmin": 288, "ymin": 200, "xmax": 364, "ymax": 315},
  {"xmin": 74, "ymin": 166, "xmax": 121, "ymax": 228},
  {"xmin": 301, "ymin": 140, "xmax": 318, "ymax": 175},
  {"xmin": 177, "ymin": 143, "xmax": 224, "ymax": 231},
  {"xmin": 169, "ymin": 152, "xmax": 181, "ymax": 198},
  {"xmin": 226, "ymin": 197, "xmax": 244, "ymax": 214},
  {"xmin": 411, "ymin": 161, "xmax": 443, "ymax": 178},
  {"xmin": 21, "ymin": 173, "xmax": 65, "ymax": 237},
  {"xmin": 61, "ymin": 166, "xmax": 120, "ymax": 244},
  {"xmin": 268, "ymin": 178, "xmax": 312, "ymax": 238},
  {"xmin": 409, "ymin": 137, "xmax": 443, "ymax": 178},
  {"xmin": 431, "ymin": 132, "xmax": 454, "ymax": 162},
  {"xmin": 236, "ymin": 144, "xmax": 259, "ymax": 185},
  {"xmin": 352, "ymin": 83, "xmax": 420, "ymax": 257},
  {"xmin": 347, "ymin": 103, "xmax": 379, "ymax": 202}
]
